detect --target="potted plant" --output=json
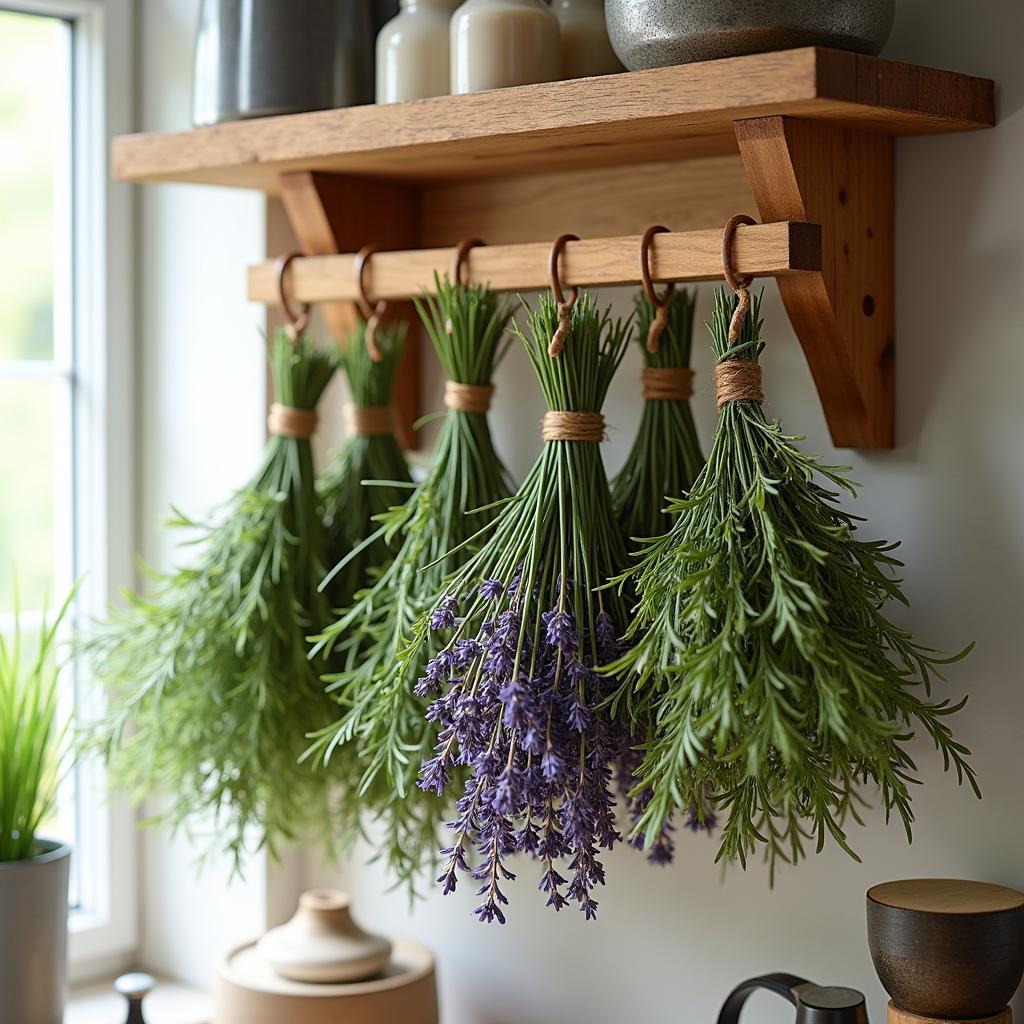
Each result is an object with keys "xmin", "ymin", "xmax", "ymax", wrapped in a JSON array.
[{"xmin": 0, "ymin": 589, "xmax": 74, "ymax": 1024}]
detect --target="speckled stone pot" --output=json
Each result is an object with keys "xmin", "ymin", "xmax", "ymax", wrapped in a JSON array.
[{"xmin": 605, "ymin": 0, "xmax": 895, "ymax": 70}]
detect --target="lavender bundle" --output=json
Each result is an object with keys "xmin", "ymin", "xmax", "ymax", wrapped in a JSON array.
[
  {"xmin": 611, "ymin": 289, "xmax": 977, "ymax": 877},
  {"xmin": 612, "ymin": 289, "xmax": 703, "ymax": 540},
  {"xmin": 318, "ymin": 321, "xmax": 411, "ymax": 607},
  {"xmin": 84, "ymin": 331, "xmax": 339, "ymax": 866},
  {"xmin": 306, "ymin": 278, "xmax": 513, "ymax": 890},
  {"xmin": 412, "ymin": 293, "xmax": 635, "ymax": 923}
]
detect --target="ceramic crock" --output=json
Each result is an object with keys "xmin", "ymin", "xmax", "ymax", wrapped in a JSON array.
[{"xmin": 605, "ymin": 0, "xmax": 896, "ymax": 71}]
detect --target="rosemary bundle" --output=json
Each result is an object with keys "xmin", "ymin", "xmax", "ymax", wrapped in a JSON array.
[
  {"xmin": 307, "ymin": 277, "xmax": 514, "ymax": 889},
  {"xmin": 318, "ymin": 321, "xmax": 411, "ymax": 607},
  {"xmin": 612, "ymin": 289, "xmax": 977, "ymax": 876},
  {"xmin": 412, "ymin": 293, "xmax": 635, "ymax": 923},
  {"xmin": 612, "ymin": 289, "xmax": 703, "ymax": 540},
  {"xmin": 85, "ymin": 330, "xmax": 339, "ymax": 866}
]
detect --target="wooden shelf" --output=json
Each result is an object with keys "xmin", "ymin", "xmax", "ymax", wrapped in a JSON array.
[
  {"xmin": 113, "ymin": 48, "xmax": 993, "ymax": 190},
  {"xmin": 112, "ymin": 48, "xmax": 995, "ymax": 450}
]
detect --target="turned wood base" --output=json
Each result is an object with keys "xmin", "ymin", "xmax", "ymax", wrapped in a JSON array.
[{"xmin": 888, "ymin": 1001, "xmax": 1012, "ymax": 1024}]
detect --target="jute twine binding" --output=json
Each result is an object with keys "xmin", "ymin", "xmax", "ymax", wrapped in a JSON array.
[
  {"xmin": 713, "ymin": 360, "xmax": 763, "ymax": 407},
  {"xmin": 642, "ymin": 367, "xmax": 693, "ymax": 401},
  {"xmin": 268, "ymin": 402, "xmax": 318, "ymax": 439},
  {"xmin": 646, "ymin": 305, "xmax": 671, "ymax": 353},
  {"xmin": 344, "ymin": 403, "xmax": 393, "ymax": 436},
  {"xmin": 444, "ymin": 381, "xmax": 494, "ymax": 413},
  {"xmin": 548, "ymin": 301, "xmax": 575, "ymax": 357},
  {"xmin": 542, "ymin": 411, "xmax": 605, "ymax": 442}
]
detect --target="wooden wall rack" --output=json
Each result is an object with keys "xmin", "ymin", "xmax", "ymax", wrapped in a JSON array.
[{"xmin": 113, "ymin": 47, "xmax": 995, "ymax": 449}]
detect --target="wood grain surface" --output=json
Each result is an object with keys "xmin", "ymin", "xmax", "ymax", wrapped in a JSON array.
[
  {"xmin": 248, "ymin": 222, "xmax": 821, "ymax": 304},
  {"xmin": 112, "ymin": 49, "xmax": 994, "ymax": 190}
]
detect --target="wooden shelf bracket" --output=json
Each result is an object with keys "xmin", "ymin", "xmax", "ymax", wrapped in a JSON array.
[{"xmin": 736, "ymin": 115, "xmax": 894, "ymax": 448}]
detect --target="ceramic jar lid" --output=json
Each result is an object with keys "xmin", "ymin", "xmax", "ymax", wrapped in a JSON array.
[{"xmin": 256, "ymin": 889, "xmax": 392, "ymax": 983}]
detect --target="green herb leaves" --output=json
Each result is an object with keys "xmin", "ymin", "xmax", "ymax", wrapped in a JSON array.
[
  {"xmin": 306, "ymin": 278, "xmax": 514, "ymax": 890},
  {"xmin": 612, "ymin": 289, "xmax": 977, "ymax": 877},
  {"xmin": 85, "ymin": 331, "xmax": 340, "ymax": 868}
]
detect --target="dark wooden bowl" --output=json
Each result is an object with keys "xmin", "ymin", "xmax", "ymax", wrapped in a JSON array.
[{"xmin": 867, "ymin": 879, "xmax": 1024, "ymax": 1020}]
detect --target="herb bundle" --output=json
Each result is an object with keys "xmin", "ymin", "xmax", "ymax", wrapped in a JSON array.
[
  {"xmin": 85, "ymin": 330, "xmax": 339, "ymax": 866},
  {"xmin": 612, "ymin": 289, "xmax": 977, "ymax": 877},
  {"xmin": 412, "ymin": 293, "xmax": 636, "ymax": 923},
  {"xmin": 307, "ymin": 277, "xmax": 514, "ymax": 890},
  {"xmin": 318, "ymin": 321, "xmax": 411, "ymax": 607},
  {"xmin": 612, "ymin": 289, "xmax": 703, "ymax": 540}
]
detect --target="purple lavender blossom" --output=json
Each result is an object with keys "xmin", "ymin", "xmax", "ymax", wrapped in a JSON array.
[
  {"xmin": 418, "ymin": 586, "xmax": 642, "ymax": 922},
  {"xmin": 430, "ymin": 593, "xmax": 459, "ymax": 631}
]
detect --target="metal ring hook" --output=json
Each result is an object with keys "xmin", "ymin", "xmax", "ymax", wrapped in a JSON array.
[
  {"xmin": 354, "ymin": 244, "xmax": 388, "ymax": 361},
  {"xmin": 274, "ymin": 251, "xmax": 312, "ymax": 343},
  {"xmin": 547, "ymin": 233, "xmax": 579, "ymax": 357},
  {"xmin": 639, "ymin": 225, "xmax": 675, "ymax": 353},
  {"xmin": 721, "ymin": 214, "xmax": 758, "ymax": 346},
  {"xmin": 548, "ymin": 233, "xmax": 579, "ymax": 307},
  {"xmin": 451, "ymin": 237, "xmax": 484, "ymax": 288}
]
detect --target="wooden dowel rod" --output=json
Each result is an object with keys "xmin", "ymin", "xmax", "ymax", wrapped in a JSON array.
[{"xmin": 248, "ymin": 221, "xmax": 821, "ymax": 305}]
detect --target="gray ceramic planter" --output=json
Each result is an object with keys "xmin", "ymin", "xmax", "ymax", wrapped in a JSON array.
[
  {"xmin": 0, "ymin": 840, "xmax": 71, "ymax": 1024},
  {"xmin": 605, "ymin": 0, "xmax": 896, "ymax": 71}
]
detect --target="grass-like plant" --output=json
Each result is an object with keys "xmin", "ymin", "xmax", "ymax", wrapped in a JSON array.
[
  {"xmin": 0, "ymin": 588, "xmax": 74, "ymax": 862},
  {"xmin": 318, "ymin": 321, "xmax": 411, "ymax": 607},
  {"xmin": 306, "ymin": 277, "xmax": 514, "ymax": 891},
  {"xmin": 612, "ymin": 289, "xmax": 703, "ymax": 540},
  {"xmin": 611, "ymin": 289, "xmax": 978, "ymax": 877},
  {"xmin": 84, "ymin": 330, "xmax": 340, "ymax": 868}
]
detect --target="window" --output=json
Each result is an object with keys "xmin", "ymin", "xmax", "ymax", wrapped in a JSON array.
[{"xmin": 0, "ymin": 0, "xmax": 135, "ymax": 976}]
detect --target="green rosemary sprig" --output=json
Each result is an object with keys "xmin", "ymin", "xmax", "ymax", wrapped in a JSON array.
[
  {"xmin": 83, "ymin": 330, "xmax": 340, "ymax": 869},
  {"xmin": 612, "ymin": 289, "xmax": 703, "ymax": 540},
  {"xmin": 611, "ymin": 289, "xmax": 978, "ymax": 878},
  {"xmin": 306, "ymin": 277, "xmax": 513, "ymax": 890},
  {"xmin": 318, "ymin": 321, "xmax": 411, "ymax": 608}
]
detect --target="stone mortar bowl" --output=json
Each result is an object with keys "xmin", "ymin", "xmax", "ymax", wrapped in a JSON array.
[
  {"xmin": 867, "ymin": 879, "xmax": 1024, "ymax": 1020},
  {"xmin": 605, "ymin": 0, "xmax": 896, "ymax": 71}
]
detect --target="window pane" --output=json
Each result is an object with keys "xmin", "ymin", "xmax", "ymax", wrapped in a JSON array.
[
  {"xmin": 0, "ymin": 12, "xmax": 71, "ymax": 361},
  {"xmin": 0, "ymin": 378, "xmax": 56, "ymax": 612}
]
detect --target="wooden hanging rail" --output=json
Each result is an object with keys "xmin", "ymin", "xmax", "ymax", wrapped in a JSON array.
[{"xmin": 249, "ymin": 222, "xmax": 821, "ymax": 305}]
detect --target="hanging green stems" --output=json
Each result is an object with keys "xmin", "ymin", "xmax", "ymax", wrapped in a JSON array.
[
  {"xmin": 611, "ymin": 288, "xmax": 978, "ymax": 877},
  {"xmin": 411, "ymin": 293, "xmax": 638, "ymax": 923},
  {"xmin": 84, "ymin": 330, "xmax": 339, "ymax": 867},
  {"xmin": 307, "ymin": 276, "xmax": 513, "ymax": 891},
  {"xmin": 612, "ymin": 289, "xmax": 703, "ymax": 540},
  {"xmin": 318, "ymin": 321, "xmax": 411, "ymax": 608}
]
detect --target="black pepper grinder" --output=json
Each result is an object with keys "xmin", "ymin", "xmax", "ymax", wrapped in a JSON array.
[
  {"xmin": 717, "ymin": 973, "xmax": 869, "ymax": 1024},
  {"xmin": 114, "ymin": 973, "xmax": 154, "ymax": 1024}
]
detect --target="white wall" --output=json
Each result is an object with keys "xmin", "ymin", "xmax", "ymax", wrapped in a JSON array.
[
  {"xmin": 135, "ymin": 0, "xmax": 274, "ymax": 988},
  {"xmin": 133, "ymin": 0, "xmax": 1024, "ymax": 1017}
]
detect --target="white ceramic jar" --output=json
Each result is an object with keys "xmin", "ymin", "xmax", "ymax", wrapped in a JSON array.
[
  {"xmin": 450, "ymin": 0, "xmax": 561, "ymax": 95},
  {"xmin": 552, "ymin": 0, "xmax": 623, "ymax": 78},
  {"xmin": 376, "ymin": 0, "xmax": 460, "ymax": 103}
]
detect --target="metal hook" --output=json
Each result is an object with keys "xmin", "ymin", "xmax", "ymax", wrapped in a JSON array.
[
  {"xmin": 274, "ymin": 251, "xmax": 311, "ymax": 343},
  {"xmin": 721, "ymin": 214, "xmax": 758, "ymax": 345},
  {"xmin": 639, "ymin": 225, "xmax": 675, "ymax": 353},
  {"xmin": 451, "ymin": 237, "xmax": 484, "ymax": 288},
  {"xmin": 547, "ymin": 233, "xmax": 579, "ymax": 357},
  {"xmin": 353, "ymin": 244, "xmax": 388, "ymax": 361}
]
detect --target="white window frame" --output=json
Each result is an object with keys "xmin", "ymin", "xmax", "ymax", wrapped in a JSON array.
[{"xmin": 2, "ymin": 0, "xmax": 137, "ymax": 979}]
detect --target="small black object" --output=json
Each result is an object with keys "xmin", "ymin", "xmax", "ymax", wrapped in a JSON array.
[
  {"xmin": 114, "ymin": 973, "xmax": 154, "ymax": 1024},
  {"xmin": 717, "ymin": 973, "xmax": 869, "ymax": 1024}
]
